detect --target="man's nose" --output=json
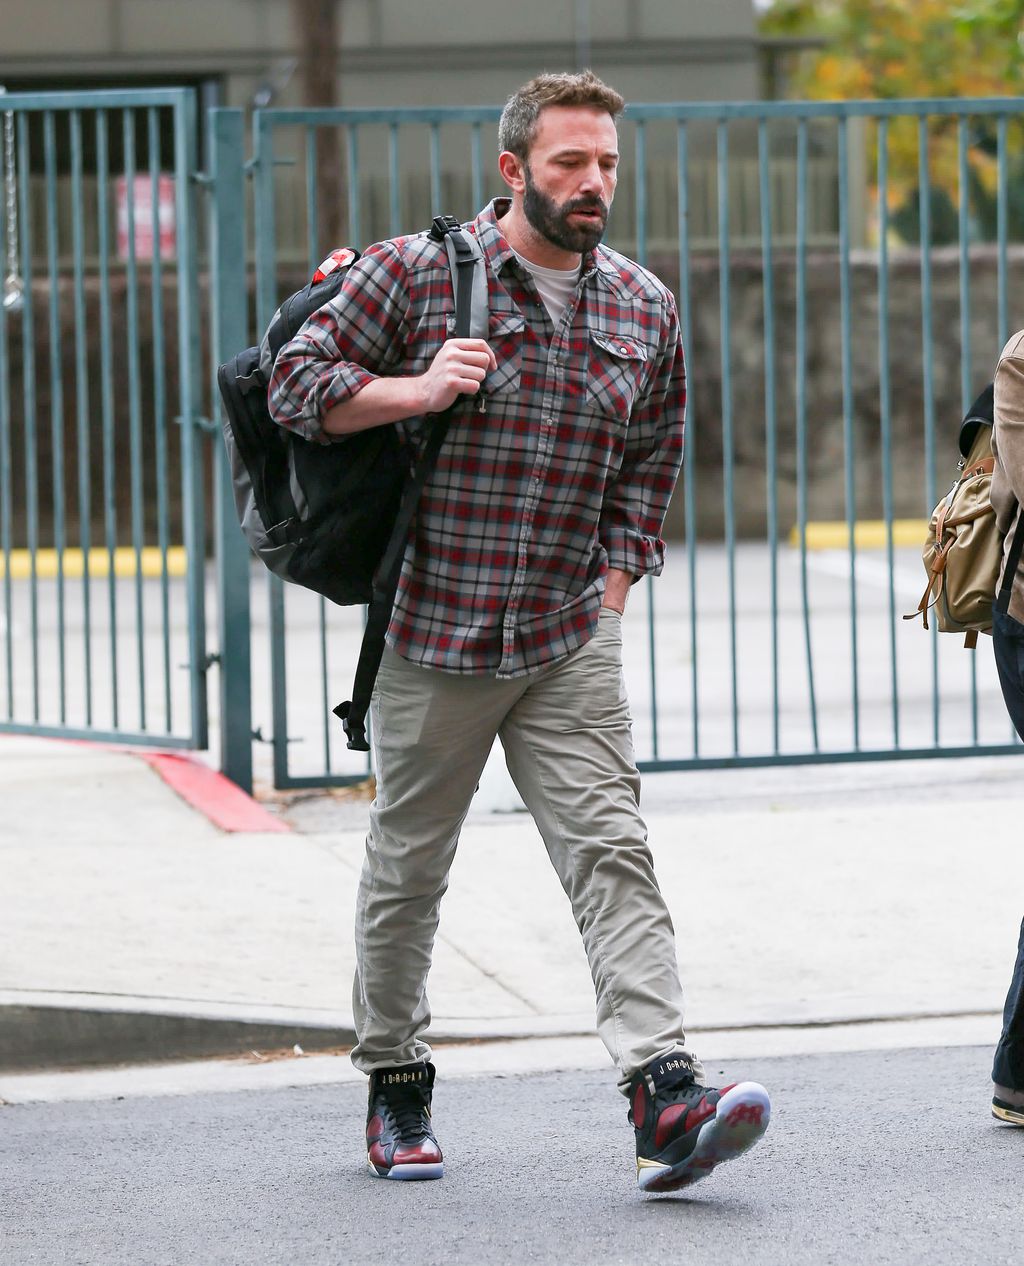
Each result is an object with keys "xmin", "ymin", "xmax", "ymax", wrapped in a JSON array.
[{"xmin": 578, "ymin": 160, "xmax": 605, "ymax": 193}]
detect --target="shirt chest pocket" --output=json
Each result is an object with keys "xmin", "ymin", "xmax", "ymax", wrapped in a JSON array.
[
  {"xmin": 586, "ymin": 331, "xmax": 649, "ymax": 422},
  {"xmin": 484, "ymin": 312, "xmax": 525, "ymax": 396},
  {"xmin": 444, "ymin": 310, "xmax": 524, "ymax": 398}
]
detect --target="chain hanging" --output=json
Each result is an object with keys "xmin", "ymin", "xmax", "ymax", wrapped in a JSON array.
[{"xmin": 3, "ymin": 103, "xmax": 24, "ymax": 315}]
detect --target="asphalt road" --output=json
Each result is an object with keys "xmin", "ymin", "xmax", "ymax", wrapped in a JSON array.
[{"xmin": 3, "ymin": 1044, "xmax": 1023, "ymax": 1266}]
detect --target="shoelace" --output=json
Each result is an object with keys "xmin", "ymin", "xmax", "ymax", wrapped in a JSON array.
[{"xmin": 381, "ymin": 1084, "xmax": 432, "ymax": 1142}]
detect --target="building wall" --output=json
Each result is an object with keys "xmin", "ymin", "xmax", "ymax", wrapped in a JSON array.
[{"xmin": 0, "ymin": 0, "xmax": 760, "ymax": 108}]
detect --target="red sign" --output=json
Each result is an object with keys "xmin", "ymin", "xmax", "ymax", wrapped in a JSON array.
[{"xmin": 116, "ymin": 174, "xmax": 176, "ymax": 261}]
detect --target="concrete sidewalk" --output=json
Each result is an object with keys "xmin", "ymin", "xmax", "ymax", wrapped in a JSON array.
[{"xmin": 1, "ymin": 733, "xmax": 1021, "ymax": 1072}]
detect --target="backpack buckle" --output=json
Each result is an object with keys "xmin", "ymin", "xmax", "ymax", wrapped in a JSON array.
[{"xmin": 429, "ymin": 214, "xmax": 462, "ymax": 241}]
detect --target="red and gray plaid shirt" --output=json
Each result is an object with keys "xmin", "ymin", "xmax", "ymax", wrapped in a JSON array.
[{"xmin": 269, "ymin": 199, "xmax": 685, "ymax": 678}]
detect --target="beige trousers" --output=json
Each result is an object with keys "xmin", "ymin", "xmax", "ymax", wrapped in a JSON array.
[{"xmin": 351, "ymin": 610, "xmax": 704, "ymax": 1090}]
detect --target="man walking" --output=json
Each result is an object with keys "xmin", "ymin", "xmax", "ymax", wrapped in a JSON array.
[{"xmin": 269, "ymin": 70, "xmax": 771, "ymax": 1192}]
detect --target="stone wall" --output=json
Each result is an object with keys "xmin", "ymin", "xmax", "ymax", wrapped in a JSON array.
[{"xmin": 655, "ymin": 243, "xmax": 1024, "ymax": 540}]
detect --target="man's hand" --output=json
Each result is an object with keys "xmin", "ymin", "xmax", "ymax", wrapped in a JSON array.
[
  {"xmin": 602, "ymin": 568, "xmax": 633, "ymax": 615},
  {"xmin": 321, "ymin": 337, "xmax": 497, "ymax": 435},
  {"xmin": 418, "ymin": 339, "xmax": 497, "ymax": 414}
]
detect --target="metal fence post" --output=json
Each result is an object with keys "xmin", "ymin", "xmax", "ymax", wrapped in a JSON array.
[{"xmin": 208, "ymin": 107, "xmax": 253, "ymax": 792}]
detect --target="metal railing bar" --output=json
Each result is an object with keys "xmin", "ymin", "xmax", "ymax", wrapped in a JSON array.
[
  {"xmin": 677, "ymin": 122, "xmax": 699, "ymax": 758},
  {"xmin": 429, "ymin": 123, "xmax": 442, "ymax": 216},
  {"xmin": 2, "ymin": 89, "xmax": 195, "ymax": 112},
  {"xmin": 957, "ymin": 115, "xmax": 979, "ymax": 743},
  {"xmin": 636, "ymin": 743, "xmax": 1024, "ymax": 774},
  {"xmin": 148, "ymin": 107, "xmax": 172, "ymax": 732},
  {"xmin": 758, "ymin": 119, "xmax": 780, "ymax": 755},
  {"xmin": 347, "ymin": 124, "xmax": 360, "ymax": 247},
  {"xmin": 471, "ymin": 123, "xmax": 484, "ymax": 218},
  {"xmin": 0, "ymin": 128, "xmax": 11, "ymax": 719},
  {"xmin": 96, "ymin": 109, "xmax": 119, "ymax": 728},
  {"xmin": 918, "ymin": 116, "xmax": 940, "ymax": 747},
  {"xmin": 635, "ymin": 121, "xmax": 659, "ymax": 758},
  {"xmin": 252, "ymin": 110, "xmax": 292, "ymax": 784},
  {"xmin": 70, "ymin": 109, "xmax": 93, "ymax": 726},
  {"xmin": 997, "ymin": 114, "xmax": 1009, "ymax": 349},
  {"xmin": 838, "ymin": 117, "xmax": 860, "ymax": 749},
  {"xmin": 18, "ymin": 112, "xmax": 40, "ymax": 721},
  {"xmin": 305, "ymin": 125, "xmax": 318, "ymax": 265},
  {"xmin": 175, "ymin": 88, "xmax": 206, "ymax": 748},
  {"xmin": 717, "ymin": 120, "xmax": 740, "ymax": 755},
  {"xmin": 123, "ymin": 109, "xmax": 147, "ymax": 731},
  {"xmin": 250, "ymin": 98, "xmax": 1024, "ymax": 127},
  {"xmin": 795, "ymin": 116, "xmax": 819, "ymax": 750},
  {"xmin": 319, "ymin": 598, "xmax": 332, "ymax": 772},
  {"xmin": 388, "ymin": 122, "xmax": 401, "ymax": 238},
  {"xmin": 877, "ymin": 118, "xmax": 899, "ymax": 747},
  {"xmin": 44, "ymin": 110, "xmax": 67, "ymax": 722}
]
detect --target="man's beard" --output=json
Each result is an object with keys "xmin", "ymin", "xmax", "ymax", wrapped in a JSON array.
[{"xmin": 522, "ymin": 165, "xmax": 608, "ymax": 254}]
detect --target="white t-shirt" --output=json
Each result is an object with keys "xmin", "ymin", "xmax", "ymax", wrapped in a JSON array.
[{"xmin": 512, "ymin": 250, "xmax": 579, "ymax": 326}]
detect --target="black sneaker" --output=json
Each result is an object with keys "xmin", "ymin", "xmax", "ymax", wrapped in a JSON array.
[
  {"xmin": 365, "ymin": 1061, "xmax": 443, "ymax": 1180},
  {"xmin": 992, "ymin": 1083, "xmax": 1024, "ymax": 1126},
  {"xmin": 628, "ymin": 1054, "xmax": 770, "ymax": 1192}
]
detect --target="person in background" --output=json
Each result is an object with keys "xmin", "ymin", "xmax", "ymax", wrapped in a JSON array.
[{"xmin": 989, "ymin": 332, "xmax": 1024, "ymax": 1127}]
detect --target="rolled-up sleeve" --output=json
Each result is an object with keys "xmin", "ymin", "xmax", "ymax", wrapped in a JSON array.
[
  {"xmin": 268, "ymin": 241, "xmax": 410, "ymax": 443},
  {"xmin": 598, "ymin": 295, "xmax": 686, "ymax": 578}
]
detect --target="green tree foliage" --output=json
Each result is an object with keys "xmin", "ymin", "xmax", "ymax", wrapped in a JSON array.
[{"xmin": 760, "ymin": 0, "xmax": 1024, "ymax": 242}]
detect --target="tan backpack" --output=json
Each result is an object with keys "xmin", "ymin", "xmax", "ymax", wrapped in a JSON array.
[{"xmin": 905, "ymin": 385, "xmax": 1023, "ymax": 647}]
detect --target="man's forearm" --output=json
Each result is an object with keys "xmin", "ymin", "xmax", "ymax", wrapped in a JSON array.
[
  {"xmin": 603, "ymin": 568, "xmax": 633, "ymax": 613},
  {"xmin": 321, "ymin": 375, "xmax": 430, "ymax": 436},
  {"xmin": 321, "ymin": 338, "xmax": 497, "ymax": 436}
]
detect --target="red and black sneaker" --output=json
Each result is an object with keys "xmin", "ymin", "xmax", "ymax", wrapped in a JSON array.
[
  {"xmin": 628, "ymin": 1054, "xmax": 770, "ymax": 1193},
  {"xmin": 365, "ymin": 1061, "xmax": 444, "ymax": 1181}
]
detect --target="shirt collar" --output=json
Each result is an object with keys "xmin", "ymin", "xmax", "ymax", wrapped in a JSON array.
[{"xmin": 472, "ymin": 198, "xmax": 620, "ymax": 284}]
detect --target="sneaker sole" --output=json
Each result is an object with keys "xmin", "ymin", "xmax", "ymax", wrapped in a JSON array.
[
  {"xmin": 637, "ymin": 1081, "xmax": 771, "ymax": 1193},
  {"xmin": 992, "ymin": 1099, "xmax": 1024, "ymax": 1126},
  {"xmin": 367, "ymin": 1157, "xmax": 444, "ymax": 1181}
]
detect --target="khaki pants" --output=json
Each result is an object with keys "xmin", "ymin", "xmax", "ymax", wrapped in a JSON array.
[{"xmin": 351, "ymin": 610, "xmax": 703, "ymax": 1090}]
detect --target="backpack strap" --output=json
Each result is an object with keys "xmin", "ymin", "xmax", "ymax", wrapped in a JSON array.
[{"xmin": 334, "ymin": 218, "xmax": 484, "ymax": 752}]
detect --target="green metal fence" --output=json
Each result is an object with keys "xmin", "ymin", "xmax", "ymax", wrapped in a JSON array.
[
  {"xmin": 242, "ymin": 98, "xmax": 1024, "ymax": 789},
  {"xmin": 0, "ymin": 87, "xmax": 208, "ymax": 750},
  {"xmin": 4, "ymin": 91, "xmax": 1024, "ymax": 789}
]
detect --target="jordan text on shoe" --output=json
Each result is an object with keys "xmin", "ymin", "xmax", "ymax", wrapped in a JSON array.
[
  {"xmin": 629, "ymin": 1053, "xmax": 771, "ymax": 1193},
  {"xmin": 365, "ymin": 1061, "xmax": 443, "ymax": 1180}
]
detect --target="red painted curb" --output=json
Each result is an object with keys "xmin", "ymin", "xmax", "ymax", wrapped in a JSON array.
[
  {"xmin": 137, "ymin": 751, "xmax": 292, "ymax": 834},
  {"xmin": 0, "ymin": 733, "xmax": 292, "ymax": 835}
]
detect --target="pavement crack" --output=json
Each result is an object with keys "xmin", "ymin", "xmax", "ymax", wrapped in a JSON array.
[{"xmin": 433, "ymin": 933, "xmax": 545, "ymax": 1015}]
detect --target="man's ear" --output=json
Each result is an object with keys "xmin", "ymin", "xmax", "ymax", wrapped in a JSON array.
[{"xmin": 498, "ymin": 150, "xmax": 526, "ymax": 195}]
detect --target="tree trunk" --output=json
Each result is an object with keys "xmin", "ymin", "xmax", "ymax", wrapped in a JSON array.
[{"xmin": 291, "ymin": 0, "xmax": 345, "ymax": 251}]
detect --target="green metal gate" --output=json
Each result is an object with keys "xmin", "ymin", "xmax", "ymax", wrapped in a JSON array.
[
  {"xmin": 238, "ymin": 98, "xmax": 1024, "ymax": 790},
  {"xmin": 7, "ymin": 92, "xmax": 1022, "ymax": 790},
  {"xmin": 0, "ymin": 88, "xmax": 208, "ymax": 750}
]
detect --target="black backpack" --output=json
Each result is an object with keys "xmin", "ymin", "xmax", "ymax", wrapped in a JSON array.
[{"xmin": 217, "ymin": 215, "xmax": 487, "ymax": 751}]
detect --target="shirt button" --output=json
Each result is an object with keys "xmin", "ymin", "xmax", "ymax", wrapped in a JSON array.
[{"xmin": 619, "ymin": 345, "xmax": 630, "ymax": 355}]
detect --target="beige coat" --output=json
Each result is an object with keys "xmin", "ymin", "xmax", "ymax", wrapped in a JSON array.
[{"xmin": 991, "ymin": 331, "xmax": 1024, "ymax": 624}]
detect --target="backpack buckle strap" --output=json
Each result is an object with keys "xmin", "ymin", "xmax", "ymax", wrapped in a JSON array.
[
  {"xmin": 332, "ymin": 699, "xmax": 370, "ymax": 752},
  {"xmin": 429, "ymin": 214, "xmax": 462, "ymax": 241}
]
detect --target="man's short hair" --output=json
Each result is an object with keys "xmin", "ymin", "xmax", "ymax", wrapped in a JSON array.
[{"xmin": 498, "ymin": 71, "xmax": 625, "ymax": 160}]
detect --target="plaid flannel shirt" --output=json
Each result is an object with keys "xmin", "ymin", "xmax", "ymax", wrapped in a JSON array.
[{"xmin": 268, "ymin": 199, "xmax": 686, "ymax": 678}]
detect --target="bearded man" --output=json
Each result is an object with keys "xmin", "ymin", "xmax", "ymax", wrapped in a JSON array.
[{"xmin": 270, "ymin": 70, "xmax": 771, "ymax": 1193}]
